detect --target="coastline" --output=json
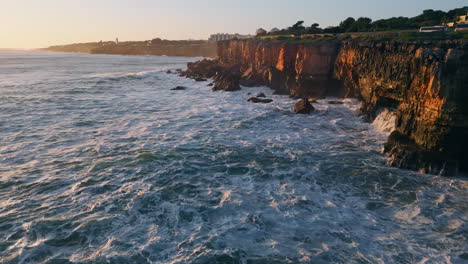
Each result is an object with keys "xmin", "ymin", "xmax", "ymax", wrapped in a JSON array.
[
  {"xmin": 180, "ymin": 38, "xmax": 468, "ymax": 176},
  {"xmin": 41, "ymin": 40, "xmax": 218, "ymax": 58}
]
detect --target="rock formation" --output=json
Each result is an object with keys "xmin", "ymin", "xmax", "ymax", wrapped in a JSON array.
[
  {"xmin": 247, "ymin": 97, "xmax": 273, "ymax": 104},
  {"xmin": 335, "ymin": 41, "xmax": 468, "ymax": 176},
  {"xmin": 171, "ymin": 86, "xmax": 187, "ymax": 91},
  {"xmin": 294, "ymin": 99, "xmax": 315, "ymax": 114},
  {"xmin": 184, "ymin": 39, "xmax": 468, "ymax": 176}
]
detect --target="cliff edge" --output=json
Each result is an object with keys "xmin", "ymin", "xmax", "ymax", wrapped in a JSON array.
[{"xmin": 184, "ymin": 39, "xmax": 468, "ymax": 176}]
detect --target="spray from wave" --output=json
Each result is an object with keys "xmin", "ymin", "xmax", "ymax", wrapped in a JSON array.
[{"xmin": 371, "ymin": 108, "xmax": 397, "ymax": 135}]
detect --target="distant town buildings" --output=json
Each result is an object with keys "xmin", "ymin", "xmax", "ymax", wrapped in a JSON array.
[
  {"xmin": 458, "ymin": 14, "xmax": 468, "ymax": 23},
  {"xmin": 209, "ymin": 33, "xmax": 253, "ymax": 42}
]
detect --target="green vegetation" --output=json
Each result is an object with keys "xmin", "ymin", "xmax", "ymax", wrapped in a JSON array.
[
  {"xmin": 252, "ymin": 29, "xmax": 468, "ymax": 45},
  {"xmin": 265, "ymin": 6, "xmax": 468, "ymax": 36}
]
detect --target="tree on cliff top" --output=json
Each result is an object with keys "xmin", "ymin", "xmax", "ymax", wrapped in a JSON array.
[
  {"xmin": 339, "ymin": 17, "xmax": 356, "ymax": 32},
  {"xmin": 289, "ymin": 21, "xmax": 306, "ymax": 36},
  {"xmin": 256, "ymin": 28, "xmax": 267, "ymax": 36},
  {"xmin": 266, "ymin": 6, "xmax": 467, "ymax": 35},
  {"xmin": 355, "ymin": 17, "xmax": 373, "ymax": 32},
  {"xmin": 307, "ymin": 23, "xmax": 322, "ymax": 34}
]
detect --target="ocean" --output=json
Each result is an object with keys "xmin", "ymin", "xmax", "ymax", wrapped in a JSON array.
[{"xmin": 0, "ymin": 51, "xmax": 466, "ymax": 264}]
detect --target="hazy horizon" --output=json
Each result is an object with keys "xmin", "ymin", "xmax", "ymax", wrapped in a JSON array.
[{"xmin": 1, "ymin": 0, "xmax": 466, "ymax": 49}]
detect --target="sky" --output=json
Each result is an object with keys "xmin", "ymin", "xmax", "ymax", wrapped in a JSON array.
[{"xmin": 0, "ymin": 0, "xmax": 466, "ymax": 49}]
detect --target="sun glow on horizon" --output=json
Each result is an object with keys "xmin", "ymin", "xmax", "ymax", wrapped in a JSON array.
[{"xmin": 0, "ymin": 0, "xmax": 466, "ymax": 49}]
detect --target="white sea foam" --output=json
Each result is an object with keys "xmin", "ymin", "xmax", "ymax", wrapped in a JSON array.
[
  {"xmin": 371, "ymin": 108, "xmax": 397, "ymax": 135},
  {"xmin": 0, "ymin": 51, "xmax": 466, "ymax": 264}
]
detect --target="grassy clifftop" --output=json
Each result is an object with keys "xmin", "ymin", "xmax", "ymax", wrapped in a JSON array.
[{"xmin": 253, "ymin": 30, "xmax": 468, "ymax": 45}]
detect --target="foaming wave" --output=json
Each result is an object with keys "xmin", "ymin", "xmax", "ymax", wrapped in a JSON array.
[
  {"xmin": 1, "ymin": 52, "xmax": 467, "ymax": 264},
  {"xmin": 371, "ymin": 108, "xmax": 397, "ymax": 135},
  {"xmin": 125, "ymin": 67, "xmax": 173, "ymax": 79}
]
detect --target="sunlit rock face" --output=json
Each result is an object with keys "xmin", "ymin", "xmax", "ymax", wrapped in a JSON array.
[
  {"xmin": 191, "ymin": 39, "xmax": 467, "ymax": 176},
  {"xmin": 335, "ymin": 41, "xmax": 468, "ymax": 176},
  {"xmin": 217, "ymin": 40, "xmax": 343, "ymax": 98}
]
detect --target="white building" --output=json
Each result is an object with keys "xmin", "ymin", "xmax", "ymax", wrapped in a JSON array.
[{"xmin": 209, "ymin": 33, "xmax": 253, "ymax": 42}]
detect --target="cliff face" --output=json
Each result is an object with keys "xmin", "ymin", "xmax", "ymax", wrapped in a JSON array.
[
  {"xmin": 217, "ymin": 40, "xmax": 343, "ymax": 98},
  {"xmin": 213, "ymin": 39, "xmax": 468, "ymax": 176},
  {"xmin": 335, "ymin": 41, "xmax": 468, "ymax": 175}
]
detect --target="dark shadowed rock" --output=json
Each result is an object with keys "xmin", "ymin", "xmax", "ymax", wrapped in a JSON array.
[
  {"xmin": 294, "ymin": 99, "xmax": 314, "ymax": 114},
  {"xmin": 240, "ymin": 78, "xmax": 259, "ymax": 87},
  {"xmin": 193, "ymin": 77, "xmax": 207, "ymax": 82},
  {"xmin": 256, "ymin": 93, "xmax": 266, "ymax": 98},
  {"xmin": 207, "ymin": 83, "xmax": 214, "ymax": 87},
  {"xmin": 247, "ymin": 97, "xmax": 273, "ymax": 104},
  {"xmin": 212, "ymin": 67, "xmax": 241, "ymax": 92},
  {"xmin": 384, "ymin": 131, "xmax": 460, "ymax": 175},
  {"xmin": 166, "ymin": 70, "xmax": 173, "ymax": 74},
  {"xmin": 328, "ymin": 100, "xmax": 344, "ymax": 105},
  {"xmin": 171, "ymin": 86, "xmax": 187, "ymax": 91},
  {"xmin": 183, "ymin": 59, "xmax": 221, "ymax": 79}
]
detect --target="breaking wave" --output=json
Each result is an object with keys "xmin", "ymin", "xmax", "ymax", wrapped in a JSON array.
[{"xmin": 0, "ymin": 51, "xmax": 466, "ymax": 264}]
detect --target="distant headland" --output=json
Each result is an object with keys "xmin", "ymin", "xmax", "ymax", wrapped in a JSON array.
[{"xmin": 41, "ymin": 38, "xmax": 217, "ymax": 57}]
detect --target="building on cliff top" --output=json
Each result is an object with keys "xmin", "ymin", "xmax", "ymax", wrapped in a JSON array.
[
  {"xmin": 458, "ymin": 14, "xmax": 467, "ymax": 23},
  {"xmin": 209, "ymin": 33, "xmax": 253, "ymax": 42}
]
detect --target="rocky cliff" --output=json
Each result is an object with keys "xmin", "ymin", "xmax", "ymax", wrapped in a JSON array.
[
  {"xmin": 185, "ymin": 39, "xmax": 468, "ymax": 176},
  {"xmin": 335, "ymin": 41, "xmax": 468, "ymax": 176},
  {"xmin": 217, "ymin": 40, "xmax": 343, "ymax": 98}
]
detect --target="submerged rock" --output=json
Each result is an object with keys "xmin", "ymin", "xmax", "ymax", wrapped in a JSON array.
[
  {"xmin": 171, "ymin": 86, "xmax": 187, "ymax": 91},
  {"xmin": 193, "ymin": 77, "xmax": 207, "ymax": 82},
  {"xmin": 166, "ymin": 70, "xmax": 173, "ymax": 74},
  {"xmin": 328, "ymin": 100, "xmax": 344, "ymax": 105},
  {"xmin": 247, "ymin": 97, "xmax": 273, "ymax": 104},
  {"xmin": 256, "ymin": 93, "xmax": 266, "ymax": 98},
  {"xmin": 294, "ymin": 99, "xmax": 314, "ymax": 114},
  {"xmin": 207, "ymin": 83, "xmax": 214, "ymax": 87}
]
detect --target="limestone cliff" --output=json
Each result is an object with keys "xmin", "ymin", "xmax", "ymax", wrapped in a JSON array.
[
  {"xmin": 335, "ymin": 41, "xmax": 468, "ymax": 176},
  {"xmin": 185, "ymin": 39, "xmax": 468, "ymax": 176},
  {"xmin": 217, "ymin": 40, "xmax": 343, "ymax": 98}
]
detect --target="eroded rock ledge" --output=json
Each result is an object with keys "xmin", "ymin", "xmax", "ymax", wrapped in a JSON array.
[{"xmin": 182, "ymin": 39, "xmax": 468, "ymax": 176}]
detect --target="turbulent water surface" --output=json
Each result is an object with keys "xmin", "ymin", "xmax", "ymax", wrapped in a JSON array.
[{"xmin": 0, "ymin": 51, "xmax": 467, "ymax": 264}]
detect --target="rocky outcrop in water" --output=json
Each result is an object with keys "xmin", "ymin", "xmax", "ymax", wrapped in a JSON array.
[
  {"xmin": 182, "ymin": 60, "xmax": 241, "ymax": 92},
  {"xmin": 247, "ymin": 97, "xmax": 273, "ymax": 104},
  {"xmin": 212, "ymin": 66, "xmax": 241, "ymax": 92},
  {"xmin": 294, "ymin": 99, "xmax": 314, "ymax": 114},
  {"xmin": 171, "ymin": 86, "xmax": 187, "ymax": 91}
]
